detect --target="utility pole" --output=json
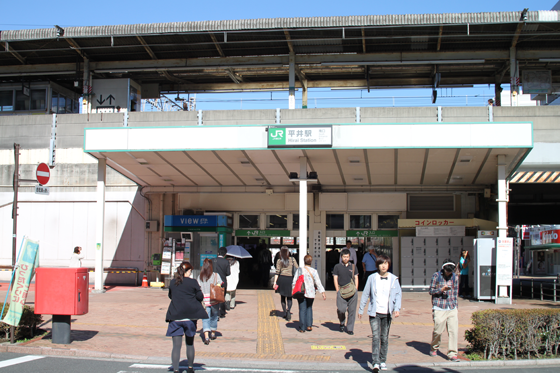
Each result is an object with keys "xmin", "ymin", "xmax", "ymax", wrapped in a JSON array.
[{"xmin": 10, "ymin": 143, "xmax": 20, "ymax": 344}]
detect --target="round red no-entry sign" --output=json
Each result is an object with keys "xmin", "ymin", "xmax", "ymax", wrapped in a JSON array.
[{"xmin": 36, "ymin": 163, "xmax": 50, "ymax": 185}]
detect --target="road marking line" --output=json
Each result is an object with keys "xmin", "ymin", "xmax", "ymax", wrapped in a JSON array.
[
  {"xmin": 0, "ymin": 355, "xmax": 46, "ymax": 368},
  {"xmin": 129, "ymin": 364, "xmax": 300, "ymax": 372}
]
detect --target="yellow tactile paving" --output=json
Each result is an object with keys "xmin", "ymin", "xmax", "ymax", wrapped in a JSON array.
[{"xmin": 256, "ymin": 290, "xmax": 285, "ymax": 355}]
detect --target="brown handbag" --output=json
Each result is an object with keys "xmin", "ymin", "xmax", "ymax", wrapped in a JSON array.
[{"xmin": 210, "ymin": 273, "xmax": 225, "ymax": 303}]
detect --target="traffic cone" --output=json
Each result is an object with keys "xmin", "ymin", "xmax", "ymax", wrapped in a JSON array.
[{"xmin": 142, "ymin": 273, "xmax": 149, "ymax": 288}]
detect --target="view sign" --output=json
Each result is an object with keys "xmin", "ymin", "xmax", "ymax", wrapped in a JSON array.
[{"xmin": 267, "ymin": 125, "xmax": 332, "ymax": 148}]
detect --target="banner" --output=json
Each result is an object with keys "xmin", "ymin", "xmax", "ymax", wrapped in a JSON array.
[{"xmin": 1, "ymin": 238, "xmax": 40, "ymax": 326}]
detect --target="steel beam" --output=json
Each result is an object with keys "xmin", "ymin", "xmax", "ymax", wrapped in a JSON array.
[
  {"xmin": 209, "ymin": 33, "xmax": 226, "ymax": 57},
  {"xmin": 136, "ymin": 35, "xmax": 158, "ymax": 60},
  {"xmin": 3, "ymin": 50, "xmax": 560, "ymax": 76},
  {"xmin": 1, "ymin": 42, "xmax": 26, "ymax": 65}
]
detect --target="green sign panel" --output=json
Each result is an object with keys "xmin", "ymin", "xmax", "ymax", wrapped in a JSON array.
[
  {"xmin": 235, "ymin": 229, "xmax": 291, "ymax": 237},
  {"xmin": 267, "ymin": 126, "xmax": 332, "ymax": 148},
  {"xmin": 346, "ymin": 230, "xmax": 398, "ymax": 238}
]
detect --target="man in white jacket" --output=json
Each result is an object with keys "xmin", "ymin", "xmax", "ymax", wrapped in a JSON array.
[{"xmin": 358, "ymin": 254, "xmax": 402, "ymax": 372}]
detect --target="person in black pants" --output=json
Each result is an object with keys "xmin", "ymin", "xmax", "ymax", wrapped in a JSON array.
[
  {"xmin": 166, "ymin": 261, "xmax": 209, "ymax": 373},
  {"xmin": 212, "ymin": 247, "xmax": 231, "ymax": 317},
  {"xmin": 361, "ymin": 246, "xmax": 377, "ymax": 290}
]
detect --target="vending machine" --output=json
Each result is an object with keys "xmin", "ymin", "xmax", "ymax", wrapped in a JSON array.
[{"xmin": 473, "ymin": 237, "xmax": 496, "ymax": 300}]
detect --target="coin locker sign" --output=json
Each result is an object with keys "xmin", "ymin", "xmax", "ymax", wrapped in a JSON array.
[{"xmin": 268, "ymin": 126, "xmax": 332, "ymax": 148}]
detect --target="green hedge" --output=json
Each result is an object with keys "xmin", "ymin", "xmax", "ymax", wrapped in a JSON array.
[
  {"xmin": 465, "ymin": 309, "xmax": 560, "ymax": 360},
  {"xmin": 0, "ymin": 303, "xmax": 43, "ymax": 341}
]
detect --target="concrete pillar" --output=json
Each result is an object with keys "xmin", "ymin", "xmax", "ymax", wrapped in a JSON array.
[
  {"xmin": 509, "ymin": 47, "xmax": 518, "ymax": 106},
  {"xmin": 494, "ymin": 76, "xmax": 502, "ymax": 107},
  {"xmin": 299, "ymin": 157, "xmax": 307, "ymax": 266},
  {"xmin": 94, "ymin": 158, "xmax": 106, "ymax": 293},
  {"xmin": 497, "ymin": 155, "xmax": 508, "ymax": 238},
  {"xmin": 289, "ymin": 52, "xmax": 296, "ymax": 110},
  {"xmin": 302, "ymin": 79, "xmax": 308, "ymax": 109},
  {"xmin": 82, "ymin": 58, "xmax": 90, "ymax": 114}
]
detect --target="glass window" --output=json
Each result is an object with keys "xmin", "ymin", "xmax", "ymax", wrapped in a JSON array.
[
  {"xmin": 51, "ymin": 91, "xmax": 59, "ymax": 113},
  {"xmin": 283, "ymin": 237, "xmax": 294, "ymax": 245},
  {"xmin": 0, "ymin": 90, "xmax": 13, "ymax": 111},
  {"xmin": 350, "ymin": 215, "xmax": 371, "ymax": 229},
  {"xmin": 349, "ymin": 237, "xmax": 360, "ymax": 245},
  {"xmin": 239, "ymin": 214, "xmax": 259, "ymax": 229},
  {"xmin": 73, "ymin": 98, "xmax": 80, "ymax": 113},
  {"xmin": 30, "ymin": 89, "xmax": 46, "ymax": 110},
  {"xmin": 326, "ymin": 237, "xmax": 334, "ymax": 245},
  {"xmin": 292, "ymin": 214, "xmax": 309, "ymax": 229},
  {"xmin": 58, "ymin": 94, "xmax": 66, "ymax": 113},
  {"xmin": 335, "ymin": 237, "xmax": 347, "ymax": 245},
  {"xmin": 326, "ymin": 214, "xmax": 344, "ymax": 230},
  {"xmin": 15, "ymin": 90, "xmax": 29, "ymax": 110},
  {"xmin": 378, "ymin": 215, "xmax": 399, "ymax": 229},
  {"xmin": 267, "ymin": 214, "xmax": 287, "ymax": 229},
  {"xmin": 270, "ymin": 237, "xmax": 281, "ymax": 245}
]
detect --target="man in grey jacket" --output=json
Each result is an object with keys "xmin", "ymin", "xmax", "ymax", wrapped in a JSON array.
[{"xmin": 358, "ymin": 254, "xmax": 402, "ymax": 372}]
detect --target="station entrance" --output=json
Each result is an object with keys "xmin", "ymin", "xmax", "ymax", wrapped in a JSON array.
[{"xmin": 234, "ymin": 233, "xmax": 397, "ymax": 290}]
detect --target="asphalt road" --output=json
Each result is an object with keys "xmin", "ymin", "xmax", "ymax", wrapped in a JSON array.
[{"xmin": 0, "ymin": 352, "xmax": 559, "ymax": 373}]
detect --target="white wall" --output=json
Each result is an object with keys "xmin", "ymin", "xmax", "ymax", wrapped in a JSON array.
[{"xmin": 0, "ymin": 189, "xmax": 145, "ymax": 283}]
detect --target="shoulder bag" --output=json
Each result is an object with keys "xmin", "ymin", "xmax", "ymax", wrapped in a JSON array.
[
  {"xmin": 210, "ymin": 273, "xmax": 226, "ymax": 303},
  {"xmin": 339, "ymin": 264, "xmax": 357, "ymax": 299},
  {"xmin": 292, "ymin": 267, "xmax": 306, "ymax": 298}
]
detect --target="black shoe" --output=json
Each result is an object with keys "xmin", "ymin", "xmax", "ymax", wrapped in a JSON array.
[
  {"xmin": 347, "ymin": 330, "xmax": 354, "ymax": 335},
  {"xmin": 286, "ymin": 312, "xmax": 291, "ymax": 321},
  {"xmin": 187, "ymin": 368, "xmax": 195, "ymax": 373},
  {"xmin": 339, "ymin": 324, "xmax": 345, "ymax": 332},
  {"xmin": 210, "ymin": 332, "xmax": 217, "ymax": 340},
  {"xmin": 203, "ymin": 338, "xmax": 210, "ymax": 345}
]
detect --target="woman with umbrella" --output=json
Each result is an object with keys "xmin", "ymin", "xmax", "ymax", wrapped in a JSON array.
[
  {"xmin": 224, "ymin": 245, "xmax": 251, "ymax": 309},
  {"xmin": 225, "ymin": 254, "xmax": 240, "ymax": 310},
  {"xmin": 165, "ymin": 261, "xmax": 208, "ymax": 373}
]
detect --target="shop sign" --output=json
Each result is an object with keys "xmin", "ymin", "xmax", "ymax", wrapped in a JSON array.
[
  {"xmin": 267, "ymin": 125, "xmax": 332, "ymax": 148},
  {"xmin": 346, "ymin": 230, "xmax": 398, "ymax": 237},
  {"xmin": 235, "ymin": 229, "xmax": 291, "ymax": 237},
  {"xmin": 164, "ymin": 215, "xmax": 230, "ymax": 227},
  {"xmin": 540, "ymin": 229, "xmax": 560, "ymax": 244}
]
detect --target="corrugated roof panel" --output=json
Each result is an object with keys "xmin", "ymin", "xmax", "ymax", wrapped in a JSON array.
[{"xmin": 1, "ymin": 11, "xmax": 554, "ymax": 41}]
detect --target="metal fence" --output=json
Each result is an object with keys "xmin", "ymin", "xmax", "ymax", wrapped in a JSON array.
[{"xmin": 513, "ymin": 279, "xmax": 560, "ymax": 302}]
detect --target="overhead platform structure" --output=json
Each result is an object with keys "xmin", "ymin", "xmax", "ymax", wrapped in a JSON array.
[{"xmin": 1, "ymin": 10, "xmax": 560, "ymax": 104}]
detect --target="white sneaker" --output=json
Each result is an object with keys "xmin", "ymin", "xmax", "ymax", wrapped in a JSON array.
[
  {"xmin": 372, "ymin": 363, "xmax": 380, "ymax": 372},
  {"xmin": 380, "ymin": 362, "xmax": 388, "ymax": 370}
]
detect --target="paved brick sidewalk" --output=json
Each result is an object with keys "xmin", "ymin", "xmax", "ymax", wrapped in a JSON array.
[{"xmin": 1, "ymin": 285, "xmax": 559, "ymax": 369}]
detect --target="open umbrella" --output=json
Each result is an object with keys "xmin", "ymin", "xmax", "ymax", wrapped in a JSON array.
[{"xmin": 226, "ymin": 245, "xmax": 252, "ymax": 259}]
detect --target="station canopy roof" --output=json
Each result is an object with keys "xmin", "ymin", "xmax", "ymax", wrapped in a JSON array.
[
  {"xmin": 1, "ymin": 10, "xmax": 560, "ymax": 94},
  {"xmin": 84, "ymin": 122, "xmax": 532, "ymax": 190}
]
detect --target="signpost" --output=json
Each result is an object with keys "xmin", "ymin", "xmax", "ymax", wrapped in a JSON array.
[{"xmin": 36, "ymin": 163, "xmax": 50, "ymax": 185}]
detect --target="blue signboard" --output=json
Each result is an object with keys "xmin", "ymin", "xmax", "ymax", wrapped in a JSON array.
[
  {"xmin": 165, "ymin": 215, "xmax": 230, "ymax": 227},
  {"xmin": 200, "ymin": 253, "xmax": 217, "ymax": 268}
]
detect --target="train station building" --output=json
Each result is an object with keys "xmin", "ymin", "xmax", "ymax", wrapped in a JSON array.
[{"xmin": 1, "ymin": 9, "xmax": 560, "ymax": 289}]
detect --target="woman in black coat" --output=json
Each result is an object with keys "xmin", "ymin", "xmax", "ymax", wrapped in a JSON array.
[{"xmin": 166, "ymin": 261, "xmax": 208, "ymax": 373}]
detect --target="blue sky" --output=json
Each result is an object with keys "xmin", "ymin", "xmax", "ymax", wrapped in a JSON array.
[
  {"xmin": 1, "ymin": 1, "xmax": 557, "ymax": 29},
  {"xmin": 2, "ymin": 1, "xmax": 557, "ymax": 110}
]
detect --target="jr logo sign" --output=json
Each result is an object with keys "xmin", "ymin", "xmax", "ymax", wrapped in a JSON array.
[{"xmin": 268, "ymin": 128, "xmax": 286, "ymax": 145}]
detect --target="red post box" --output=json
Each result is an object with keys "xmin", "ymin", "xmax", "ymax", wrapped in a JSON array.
[
  {"xmin": 35, "ymin": 267, "xmax": 89, "ymax": 315},
  {"xmin": 34, "ymin": 267, "xmax": 89, "ymax": 344}
]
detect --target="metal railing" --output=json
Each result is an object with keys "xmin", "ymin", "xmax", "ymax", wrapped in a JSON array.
[{"xmin": 515, "ymin": 279, "xmax": 559, "ymax": 302}]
